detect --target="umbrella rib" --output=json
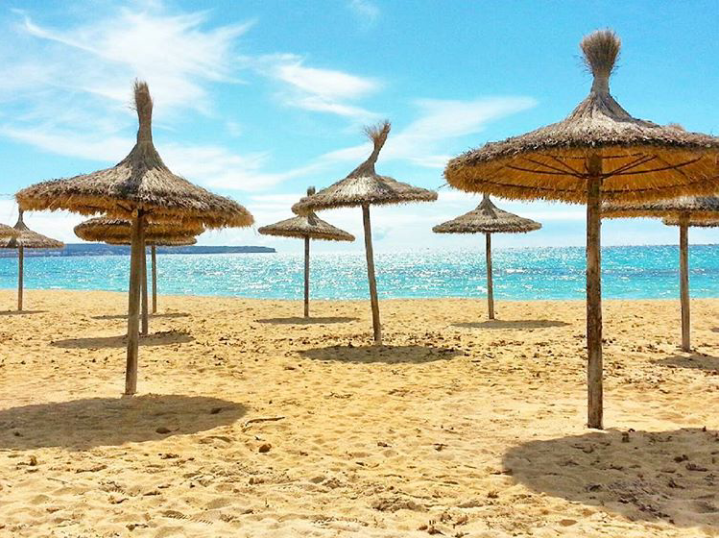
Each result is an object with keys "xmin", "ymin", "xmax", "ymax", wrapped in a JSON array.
[
  {"xmin": 651, "ymin": 153, "xmax": 693, "ymax": 181},
  {"xmin": 483, "ymin": 176, "xmax": 583, "ymax": 193},
  {"xmin": 603, "ymin": 155, "xmax": 657, "ymax": 177},
  {"xmin": 117, "ymin": 202, "xmax": 135, "ymax": 214},
  {"xmin": 546, "ymin": 155, "xmax": 585, "ymax": 175},
  {"xmin": 505, "ymin": 165, "xmax": 578, "ymax": 177},
  {"xmin": 520, "ymin": 157, "xmax": 585, "ymax": 178},
  {"xmin": 609, "ymin": 157, "xmax": 703, "ymax": 177}
]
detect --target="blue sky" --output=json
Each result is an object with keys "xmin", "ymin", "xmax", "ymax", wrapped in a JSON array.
[{"xmin": 1, "ymin": 0, "xmax": 718, "ymax": 252}]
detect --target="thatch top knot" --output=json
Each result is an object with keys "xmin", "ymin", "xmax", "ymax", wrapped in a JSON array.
[
  {"xmin": 134, "ymin": 80, "xmax": 153, "ymax": 142},
  {"xmin": 307, "ymin": 186, "xmax": 316, "ymax": 196},
  {"xmin": 364, "ymin": 120, "xmax": 391, "ymax": 165},
  {"xmin": 580, "ymin": 29, "xmax": 620, "ymax": 94}
]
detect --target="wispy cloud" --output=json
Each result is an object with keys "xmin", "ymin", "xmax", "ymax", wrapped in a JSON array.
[
  {"xmin": 0, "ymin": 125, "xmax": 316, "ymax": 192},
  {"xmin": 7, "ymin": 7, "xmax": 251, "ymax": 113},
  {"xmin": 320, "ymin": 97, "xmax": 538, "ymax": 170},
  {"xmin": 254, "ymin": 53, "xmax": 381, "ymax": 121},
  {"xmin": 346, "ymin": 0, "xmax": 380, "ymax": 28}
]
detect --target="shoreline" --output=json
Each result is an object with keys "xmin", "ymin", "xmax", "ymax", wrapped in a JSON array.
[{"xmin": 0, "ymin": 287, "xmax": 714, "ymax": 303}]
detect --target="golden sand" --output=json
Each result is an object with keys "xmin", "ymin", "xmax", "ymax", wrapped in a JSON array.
[{"xmin": 0, "ymin": 290, "xmax": 718, "ymax": 537}]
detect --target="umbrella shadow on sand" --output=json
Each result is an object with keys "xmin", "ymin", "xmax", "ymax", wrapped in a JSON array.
[
  {"xmin": 654, "ymin": 353, "xmax": 719, "ymax": 373},
  {"xmin": 299, "ymin": 344, "xmax": 462, "ymax": 364},
  {"xmin": 256, "ymin": 316, "xmax": 358, "ymax": 325},
  {"xmin": 453, "ymin": 319, "xmax": 568, "ymax": 330},
  {"xmin": 50, "ymin": 331, "xmax": 194, "ymax": 349},
  {"xmin": 92, "ymin": 312, "xmax": 190, "ymax": 321},
  {"xmin": 504, "ymin": 428, "xmax": 719, "ymax": 529},
  {"xmin": 0, "ymin": 394, "xmax": 246, "ymax": 450}
]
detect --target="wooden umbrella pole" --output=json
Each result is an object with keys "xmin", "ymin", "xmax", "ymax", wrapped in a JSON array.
[
  {"xmin": 679, "ymin": 217, "xmax": 691, "ymax": 352},
  {"xmin": 17, "ymin": 245, "xmax": 24, "ymax": 312},
  {"xmin": 141, "ymin": 239, "xmax": 149, "ymax": 336},
  {"xmin": 586, "ymin": 155, "xmax": 603, "ymax": 429},
  {"xmin": 362, "ymin": 203, "xmax": 382, "ymax": 344},
  {"xmin": 485, "ymin": 233, "xmax": 495, "ymax": 320},
  {"xmin": 151, "ymin": 245, "xmax": 157, "ymax": 314},
  {"xmin": 124, "ymin": 212, "xmax": 144, "ymax": 396},
  {"xmin": 304, "ymin": 236, "xmax": 310, "ymax": 318}
]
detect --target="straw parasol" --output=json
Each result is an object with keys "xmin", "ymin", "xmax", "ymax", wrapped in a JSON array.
[
  {"xmin": 293, "ymin": 121, "xmax": 437, "ymax": 343},
  {"xmin": 75, "ymin": 217, "xmax": 199, "ymax": 333},
  {"xmin": 663, "ymin": 216, "xmax": 719, "ymax": 227},
  {"xmin": 444, "ymin": 30, "xmax": 719, "ymax": 429},
  {"xmin": 16, "ymin": 81, "xmax": 253, "ymax": 396},
  {"xmin": 604, "ymin": 196, "xmax": 719, "ymax": 352},
  {"xmin": 433, "ymin": 194, "xmax": 541, "ymax": 319},
  {"xmin": 259, "ymin": 186, "xmax": 355, "ymax": 317},
  {"xmin": 0, "ymin": 225, "xmax": 19, "ymax": 240},
  {"xmin": 0, "ymin": 210, "xmax": 64, "ymax": 311}
]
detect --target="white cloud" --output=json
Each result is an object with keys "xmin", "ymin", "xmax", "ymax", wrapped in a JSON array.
[
  {"xmin": 273, "ymin": 58, "xmax": 377, "ymax": 100},
  {"xmin": 309, "ymin": 97, "xmax": 538, "ymax": 172},
  {"xmin": 346, "ymin": 0, "xmax": 380, "ymax": 27},
  {"xmin": 0, "ymin": 126, "xmax": 132, "ymax": 162},
  {"xmin": 378, "ymin": 97, "xmax": 538, "ymax": 168},
  {"xmin": 164, "ymin": 145, "xmax": 326, "ymax": 191},
  {"xmin": 0, "ymin": 122, "xmax": 315, "ymax": 192},
  {"xmin": 225, "ymin": 121, "xmax": 242, "ymax": 137},
  {"xmin": 10, "ymin": 8, "xmax": 251, "ymax": 113},
  {"xmin": 255, "ymin": 54, "xmax": 380, "ymax": 121}
]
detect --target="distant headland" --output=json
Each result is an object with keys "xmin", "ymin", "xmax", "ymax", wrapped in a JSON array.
[{"xmin": 0, "ymin": 243, "xmax": 276, "ymax": 257}]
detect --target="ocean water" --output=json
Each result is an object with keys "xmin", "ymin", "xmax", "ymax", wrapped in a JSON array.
[{"xmin": 0, "ymin": 245, "xmax": 718, "ymax": 301}]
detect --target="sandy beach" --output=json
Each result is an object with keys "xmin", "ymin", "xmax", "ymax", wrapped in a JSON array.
[{"xmin": 0, "ymin": 290, "xmax": 718, "ymax": 537}]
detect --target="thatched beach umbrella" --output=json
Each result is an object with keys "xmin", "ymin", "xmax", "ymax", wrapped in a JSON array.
[
  {"xmin": 259, "ymin": 187, "xmax": 355, "ymax": 317},
  {"xmin": 604, "ymin": 196, "xmax": 719, "ymax": 352},
  {"xmin": 433, "ymin": 194, "xmax": 541, "ymax": 319},
  {"xmin": 0, "ymin": 225, "xmax": 19, "ymax": 240},
  {"xmin": 292, "ymin": 121, "xmax": 437, "ymax": 343},
  {"xmin": 16, "ymin": 81, "xmax": 253, "ymax": 396},
  {"xmin": 75, "ymin": 217, "xmax": 199, "ymax": 333},
  {"xmin": 444, "ymin": 30, "xmax": 719, "ymax": 429},
  {"xmin": 0, "ymin": 210, "xmax": 64, "ymax": 311},
  {"xmin": 663, "ymin": 216, "xmax": 719, "ymax": 227}
]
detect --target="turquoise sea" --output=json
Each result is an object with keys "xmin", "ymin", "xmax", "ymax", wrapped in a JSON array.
[{"xmin": 0, "ymin": 245, "xmax": 718, "ymax": 301}]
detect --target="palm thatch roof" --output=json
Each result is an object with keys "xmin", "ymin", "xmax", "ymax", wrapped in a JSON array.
[
  {"xmin": 74, "ymin": 217, "xmax": 203, "ymax": 243},
  {"xmin": 603, "ymin": 196, "xmax": 719, "ymax": 220},
  {"xmin": 444, "ymin": 30, "xmax": 719, "ymax": 203},
  {"xmin": 259, "ymin": 187, "xmax": 355, "ymax": 241},
  {"xmin": 106, "ymin": 236, "xmax": 197, "ymax": 247},
  {"xmin": 292, "ymin": 121, "xmax": 437, "ymax": 213},
  {"xmin": 0, "ymin": 224, "xmax": 19, "ymax": 240},
  {"xmin": 663, "ymin": 216, "xmax": 719, "ymax": 228},
  {"xmin": 433, "ymin": 195, "xmax": 541, "ymax": 234},
  {"xmin": 16, "ymin": 81, "xmax": 254, "ymax": 229},
  {"xmin": 0, "ymin": 212, "xmax": 64, "ymax": 249}
]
